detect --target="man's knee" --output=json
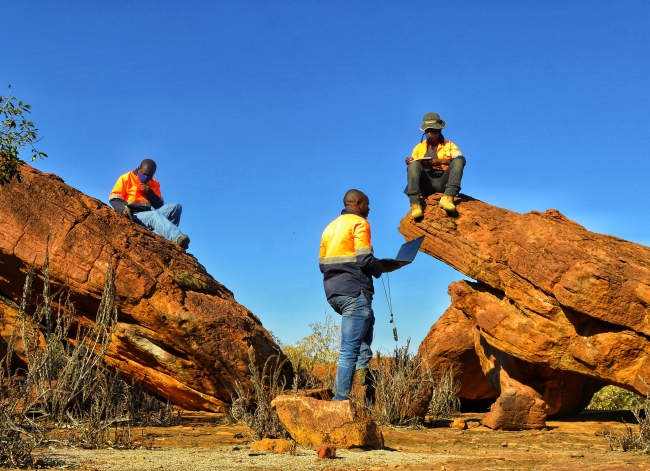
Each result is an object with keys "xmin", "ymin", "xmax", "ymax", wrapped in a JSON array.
[
  {"xmin": 407, "ymin": 161, "xmax": 424, "ymax": 177},
  {"xmin": 450, "ymin": 156, "xmax": 466, "ymax": 168},
  {"xmin": 166, "ymin": 202, "xmax": 182, "ymax": 213}
]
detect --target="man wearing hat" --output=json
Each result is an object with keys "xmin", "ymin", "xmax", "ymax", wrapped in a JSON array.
[{"xmin": 405, "ymin": 112, "xmax": 466, "ymax": 218}]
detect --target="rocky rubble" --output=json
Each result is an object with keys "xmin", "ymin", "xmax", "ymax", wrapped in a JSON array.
[
  {"xmin": 403, "ymin": 194, "xmax": 650, "ymax": 429},
  {"xmin": 0, "ymin": 165, "xmax": 291, "ymax": 411}
]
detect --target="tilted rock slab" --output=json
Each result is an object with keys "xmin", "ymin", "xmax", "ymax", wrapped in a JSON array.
[
  {"xmin": 271, "ymin": 395, "xmax": 384, "ymax": 449},
  {"xmin": 400, "ymin": 195, "xmax": 650, "ymax": 426},
  {"xmin": 0, "ymin": 166, "xmax": 291, "ymax": 411}
]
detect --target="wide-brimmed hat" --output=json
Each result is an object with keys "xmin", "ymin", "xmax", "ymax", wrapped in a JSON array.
[{"xmin": 420, "ymin": 112, "xmax": 446, "ymax": 131}]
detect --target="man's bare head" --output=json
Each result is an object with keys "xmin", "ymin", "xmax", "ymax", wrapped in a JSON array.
[
  {"xmin": 138, "ymin": 159, "xmax": 157, "ymax": 178},
  {"xmin": 343, "ymin": 189, "xmax": 370, "ymax": 218}
]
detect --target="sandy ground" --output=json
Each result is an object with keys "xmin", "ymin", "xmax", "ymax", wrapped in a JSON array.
[{"xmin": 12, "ymin": 411, "xmax": 650, "ymax": 471}]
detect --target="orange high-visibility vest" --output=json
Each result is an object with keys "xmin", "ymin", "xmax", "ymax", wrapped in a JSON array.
[
  {"xmin": 109, "ymin": 171, "xmax": 163, "ymax": 209},
  {"xmin": 411, "ymin": 140, "xmax": 462, "ymax": 171}
]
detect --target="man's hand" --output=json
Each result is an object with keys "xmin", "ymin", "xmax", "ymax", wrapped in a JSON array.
[
  {"xmin": 139, "ymin": 184, "xmax": 152, "ymax": 195},
  {"xmin": 381, "ymin": 261, "xmax": 400, "ymax": 273},
  {"xmin": 121, "ymin": 206, "xmax": 132, "ymax": 220},
  {"xmin": 405, "ymin": 156, "xmax": 414, "ymax": 165},
  {"xmin": 431, "ymin": 158, "xmax": 449, "ymax": 167}
]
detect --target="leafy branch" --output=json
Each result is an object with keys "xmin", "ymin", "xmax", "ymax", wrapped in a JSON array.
[{"xmin": 0, "ymin": 84, "xmax": 47, "ymax": 185}]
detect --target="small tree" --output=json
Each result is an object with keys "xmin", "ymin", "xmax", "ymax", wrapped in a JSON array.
[
  {"xmin": 283, "ymin": 313, "xmax": 340, "ymax": 367},
  {"xmin": 0, "ymin": 85, "xmax": 47, "ymax": 185}
]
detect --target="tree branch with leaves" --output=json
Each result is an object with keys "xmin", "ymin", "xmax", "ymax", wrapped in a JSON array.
[{"xmin": 0, "ymin": 85, "xmax": 47, "ymax": 185}]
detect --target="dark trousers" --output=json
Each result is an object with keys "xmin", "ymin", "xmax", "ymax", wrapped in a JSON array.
[{"xmin": 404, "ymin": 156, "xmax": 466, "ymax": 204}]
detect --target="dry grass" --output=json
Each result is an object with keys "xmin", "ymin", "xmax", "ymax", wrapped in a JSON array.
[
  {"xmin": 427, "ymin": 365, "xmax": 461, "ymax": 421},
  {"xmin": 0, "ymin": 250, "xmax": 181, "ymax": 467},
  {"xmin": 225, "ymin": 348, "xmax": 289, "ymax": 440},
  {"xmin": 604, "ymin": 379, "xmax": 650, "ymax": 453},
  {"xmin": 363, "ymin": 339, "xmax": 437, "ymax": 428}
]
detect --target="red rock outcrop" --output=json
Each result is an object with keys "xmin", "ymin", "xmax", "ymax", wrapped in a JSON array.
[
  {"xmin": 416, "ymin": 305, "xmax": 498, "ymax": 401},
  {"xmin": 401, "ymin": 194, "xmax": 650, "ymax": 428},
  {"xmin": 0, "ymin": 165, "xmax": 291, "ymax": 411},
  {"xmin": 271, "ymin": 395, "xmax": 384, "ymax": 448}
]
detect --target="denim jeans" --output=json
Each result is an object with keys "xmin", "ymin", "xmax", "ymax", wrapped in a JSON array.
[
  {"xmin": 404, "ymin": 156, "xmax": 466, "ymax": 204},
  {"xmin": 132, "ymin": 203, "xmax": 185, "ymax": 243},
  {"xmin": 328, "ymin": 293, "xmax": 375, "ymax": 401}
]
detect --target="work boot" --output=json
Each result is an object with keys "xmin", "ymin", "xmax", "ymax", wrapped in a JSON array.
[
  {"xmin": 439, "ymin": 195, "xmax": 456, "ymax": 211},
  {"xmin": 355, "ymin": 368, "xmax": 370, "ymax": 386},
  {"xmin": 176, "ymin": 234, "xmax": 190, "ymax": 250},
  {"xmin": 410, "ymin": 203, "xmax": 423, "ymax": 219}
]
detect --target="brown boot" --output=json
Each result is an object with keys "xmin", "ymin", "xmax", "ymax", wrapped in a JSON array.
[{"xmin": 355, "ymin": 368, "xmax": 370, "ymax": 386}]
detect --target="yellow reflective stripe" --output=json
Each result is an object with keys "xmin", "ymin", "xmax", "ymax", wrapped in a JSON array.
[
  {"xmin": 355, "ymin": 247, "xmax": 373, "ymax": 255},
  {"xmin": 109, "ymin": 193, "xmax": 124, "ymax": 200},
  {"xmin": 319, "ymin": 255, "xmax": 357, "ymax": 265}
]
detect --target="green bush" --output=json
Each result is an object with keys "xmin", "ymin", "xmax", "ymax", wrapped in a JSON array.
[
  {"xmin": 282, "ymin": 313, "xmax": 340, "ymax": 367},
  {"xmin": 587, "ymin": 385, "xmax": 640, "ymax": 411}
]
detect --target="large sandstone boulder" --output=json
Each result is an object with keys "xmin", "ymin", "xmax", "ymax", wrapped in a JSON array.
[
  {"xmin": 0, "ymin": 165, "xmax": 291, "ymax": 411},
  {"xmin": 401, "ymin": 194, "xmax": 650, "ymax": 428},
  {"xmin": 271, "ymin": 395, "xmax": 383, "ymax": 449},
  {"xmin": 416, "ymin": 305, "xmax": 498, "ymax": 402}
]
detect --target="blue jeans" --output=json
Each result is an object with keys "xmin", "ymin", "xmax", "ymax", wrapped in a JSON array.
[
  {"xmin": 132, "ymin": 203, "xmax": 185, "ymax": 243},
  {"xmin": 328, "ymin": 293, "xmax": 375, "ymax": 401}
]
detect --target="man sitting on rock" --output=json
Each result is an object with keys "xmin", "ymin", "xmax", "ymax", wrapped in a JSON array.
[
  {"xmin": 109, "ymin": 159, "xmax": 190, "ymax": 249},
  {"xmin": 319, "ymin": 189, "xmax": 399, "ymax": 401},
  {"xmin": 405, "ymin": 112, "xmax": 466, "ymax": 218}
]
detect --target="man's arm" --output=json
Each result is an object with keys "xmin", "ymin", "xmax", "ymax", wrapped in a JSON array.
[
  {"xmin": 354, "ymin": 220, "xmax": 387, "ymax": 278},
  {"xmin": 109, "ymin": 175, "xmax": 132, "ymax": 218},
  {"xmin": 139, "ymin": 183, "xmax": 164, "ymax": 209}
]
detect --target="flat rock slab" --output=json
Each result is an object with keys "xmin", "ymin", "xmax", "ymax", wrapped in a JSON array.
[{"xmin": 271, "ymin": 395, "xmax": 384, "ymax": 449}]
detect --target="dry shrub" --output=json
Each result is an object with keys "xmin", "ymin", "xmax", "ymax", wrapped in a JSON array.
[
  {"xmin": 226, "ymin": 348, "xmax": 289, "ymax": 439},
  {"xmin": 364, "ymin": 339, "xmax": 434, "ymax": 428},
  {"xmin": 428, "ymin": 365, "xmax": 461, "ymax": 420},
  {"xmin": 0, "ymin": 251, "xmax": 181, "ymax": 467},
  {"xmin": 604, "ymin": 378, "xmax": 650, "ymax": 453}
]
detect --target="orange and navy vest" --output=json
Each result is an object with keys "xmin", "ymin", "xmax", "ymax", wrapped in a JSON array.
[
  {"xmin": 319, "ymin": 209, "xmax": 384, "ymax": 300},
  {"xmin": 109, "ymin": 171, "xmax": 163, "ymax": 211}
]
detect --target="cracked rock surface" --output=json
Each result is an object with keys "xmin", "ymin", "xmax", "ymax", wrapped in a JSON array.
[
  {"xmin": 0, "ymin": 165, "xmax": 291, "ymax": 411},
  {"xmin": 403, "ymin": 194, "xmax": 650, "ymax": 428}
]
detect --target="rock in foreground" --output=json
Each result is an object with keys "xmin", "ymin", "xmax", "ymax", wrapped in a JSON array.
[
  {"xmin": 0, "ymin": 166, "xmax": 291, "ymax": 411},
  {"xmin": 271, "ymin": 395, "xmax": 384, "ymax": 449}
]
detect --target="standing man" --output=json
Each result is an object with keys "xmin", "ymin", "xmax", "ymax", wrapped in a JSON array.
[
  {"xmin": 319, "ymin": 189, "xmax": 398, "ymax": 401},
  {"xmin": 109, "ymin": 159, "xmax": 190, "ymax": 249},
  {"xmin": 405, "ymin": 112, "xmax": 466, "ymax": 218}
]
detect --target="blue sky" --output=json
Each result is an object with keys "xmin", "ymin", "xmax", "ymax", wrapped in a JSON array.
[{"xmin": 4, "ymin": 1, "xmax": 650, "ymax": 352}]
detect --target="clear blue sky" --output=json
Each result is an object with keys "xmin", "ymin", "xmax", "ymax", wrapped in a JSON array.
[{"xmin": 4, "ymin": 1, "xmax": 650, "ymax": 352}]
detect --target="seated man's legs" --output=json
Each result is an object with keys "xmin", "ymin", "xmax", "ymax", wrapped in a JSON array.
[
  {"xmin": 328, "ymin": 293, "xmax": 374, "ymax": 401},
  {"xmin": 155, "ymin": 202, "xmax": 182, "ymax": 226},
  {"xmin": 431, "ymin": 156, "xmax": 466, "ymax": 196},
  {"xmin": 133, "ymin": 203, "xmax": 186, "ymax": 243},
  {"xmin": 404, "ymin": 161, "xmax": 437, "ymax": 204}
]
